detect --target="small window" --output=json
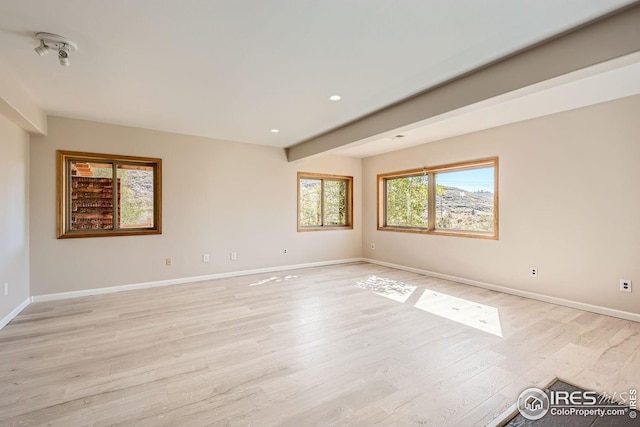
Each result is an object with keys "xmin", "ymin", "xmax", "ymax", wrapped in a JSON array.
[
  {"xmin": 298, "ymin": 172, "xmax": 353, "ymax": 231},
  {"xmin": 378, "ymin": 158, "xmax": 498, "ymax": 239},
  {"xmin": 57, "ymin": 150, "xmax": 162, "ymax": 238}
]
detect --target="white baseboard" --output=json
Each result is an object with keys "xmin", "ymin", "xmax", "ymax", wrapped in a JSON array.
[
  {"xmin": 363, "ymin": 258, "xmax": 640, "ymax": 323},
  {"xmin": 31, "ymin": 258, "xmax": 364, "ymax": 303},
  {"xmin": 0, "ymin": 297, "xmax": 31, "ymax": 330}
]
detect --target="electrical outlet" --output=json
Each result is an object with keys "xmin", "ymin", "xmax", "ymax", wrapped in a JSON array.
[
  {"xmin": 202, "ymin": 253, "xmax": 210, "ymax": 263},
  {"xmin": 3, "ymin": 282, "xmax": 8, "ymax": 296},
  {"xmin": 230, "ymin": 252, "xmax": 237, "ymax": 261},
  {"xmin": 530, "ymin": 267, "xmax": 537, "ymax": 278},
  {"xmin": 370, "ymin": 243, "xmax": 376, "ymax": 250},
  {"xmin": 165, "ymin": 258, "xmax": 172, "ymax": 266},
  {"xmin": 283, "ymin": 248, "xmax": 288, "ymax": 255},
  {"xmin": 620, "ymin": 280, "xmax": 632, "ymax": 293}
]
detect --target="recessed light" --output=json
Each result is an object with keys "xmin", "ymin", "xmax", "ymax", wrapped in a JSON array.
[
  {"xmin": 329, "ymin": 95, "xmax": 341, "ymax": 101},
  {"xmin": 270, "ymin": 129, "xmax": 280, "ymax": 133}
]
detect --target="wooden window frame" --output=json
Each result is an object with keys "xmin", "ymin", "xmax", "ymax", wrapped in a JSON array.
[
  {"xmin": 377, "ymin": 157, "xmax": 498, "ymax": 239},
  {"xmin": 57, "ymin": 150, "xmax": 162, "ymax": 239},
  {"xmin": 297, "ymin": 172, "xmax": 353, "ymax": 232}
]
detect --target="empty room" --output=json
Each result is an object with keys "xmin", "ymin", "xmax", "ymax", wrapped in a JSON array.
[{"xmin": 1, "ymin": 1, "xmax": 639, "ymax": 426}]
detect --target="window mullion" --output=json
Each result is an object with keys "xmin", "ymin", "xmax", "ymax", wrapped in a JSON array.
[
  {"xmin": 320, "ymin": 179, "xmax": 325, "ymax": 227},
  {"xmin": 427, "ymin": 172, "xmax": 436, "ymax": 231},
  {"xmin": 383, "ymin": 179, "xmax": 388, "ymax": 228},
  {"xmin": 112, "ymin": 162, "xmax": 119, "ymax": 230},
  {"xmin": 65, "ymin": 159, "xmax": 73, "ymax": 232}
]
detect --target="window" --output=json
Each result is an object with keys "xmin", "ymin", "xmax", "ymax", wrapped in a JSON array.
[
  {"xmin": 378, "ymin": 157, "xmax": 498, "ymax": 239},
  {"xmin": 57, "ymin": 150, "xmax": 162, "ymax": 238},
  {"xmin": 385, "ymin": 174, "xmax": 429, "ymax": 228},
  {"xmin": 298, "ymin": 172, "xmax": 353, "ymax": 231}
]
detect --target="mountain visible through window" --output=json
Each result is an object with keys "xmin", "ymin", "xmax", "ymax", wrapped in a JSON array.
[{"xmin": 378, "ymin": 158, "xmax": 498, "ymax": 239}]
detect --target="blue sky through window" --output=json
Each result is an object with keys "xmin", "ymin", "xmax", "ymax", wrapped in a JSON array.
[{"xmin": 436, "ymin": 167, "xmax": 494, "ymax": 193}]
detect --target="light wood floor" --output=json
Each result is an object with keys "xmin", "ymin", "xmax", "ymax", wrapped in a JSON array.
[{"xmin": 0, "ymin": 262, "xmax": 638, "ymax": 426}]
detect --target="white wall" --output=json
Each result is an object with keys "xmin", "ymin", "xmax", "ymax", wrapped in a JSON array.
[
  {"xmin": 29, "ymin": 117, "xmax": 362, "ymax": 296},
  {"xmin": 0, "ymin": 114, "xmax": 30, "ymax": 320},
  {"xmin": 362, "ymin": 95, "xmax": 640, "ymax": 314}
]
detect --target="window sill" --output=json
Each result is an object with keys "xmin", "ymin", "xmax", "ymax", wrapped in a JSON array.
[
  {"xmin": 57, "ymin": 228, "xmax": 161, "ymax": 239},
  {"xmin": 377, "ymin": 226, "xmax": 497, "ymax": 240},
  {"xmin": 298, "ymin": 225, "xmax": 353, "ymax": 232}
]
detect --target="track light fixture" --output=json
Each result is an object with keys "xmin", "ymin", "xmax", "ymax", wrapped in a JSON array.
[
  {"xmin": 34, "ymin": 40, "xmax": 49, "ymax": 56},
  {"xmin": 58, "ymin": 45, "xmax": 71, "ymax": 66},
  {"xmin": 34, "ymin": 32, "xmax": 77, "ymax": 67}
]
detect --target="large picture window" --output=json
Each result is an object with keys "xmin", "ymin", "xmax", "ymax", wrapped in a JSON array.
[
  {"xmin": 57, "ymin": 150, "xmax": 162, "ymax": 238},
  {"xmin": 378, "ymin": 158, "xmax": 498, "ymax": 239},
  {"xmin": 298, "ymin": 172, "xmax": 353, "ymax": 231}
]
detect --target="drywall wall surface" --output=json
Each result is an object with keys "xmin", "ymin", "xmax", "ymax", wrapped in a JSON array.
[
  {"xmin": 30, "ymin": 117, "xmax": 361, "ymax": 295},
  {"xmin": 0, "ymin": 66, "xmax": 47, "ymax": 135},
  {"xmin": 0, "ymin": 113, "xmax": 30, "ymax": 320},
  {"xmin": 362, "ymin": 94, "xmax": 640, "ymax": 314}
]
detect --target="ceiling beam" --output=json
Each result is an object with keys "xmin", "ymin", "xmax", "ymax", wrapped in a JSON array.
[
  {"xmin": 0, "ymin": 67, "xmax": 47, "ymax": 135},
  {"xmin": 286, "ymin": 3, "xmax": 640, "ymax": 162}
]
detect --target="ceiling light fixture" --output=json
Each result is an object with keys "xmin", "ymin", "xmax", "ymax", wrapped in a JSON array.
[
  {"xmin": 58, "ymin": 45, "xmax": 71, "ymax": 66},
  {"xmin": 329, "ymin": 95, "xmax": 341, "ymax": 101},
  {"xmin": 270, "ymin": 129, "xmax": 280, "ymax": 133},
  {"xmin": 34, "ymin": 32, "xmax": 78, "ymax": 67},
  {"xmin": 34, "ymin": 40, "xmax": 49, "ymax": 56}
]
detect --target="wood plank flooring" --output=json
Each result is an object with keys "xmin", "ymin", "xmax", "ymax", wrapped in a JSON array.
[{"xmin": 0, "ymin": 262, "xmax": 638, "ymax": 426}]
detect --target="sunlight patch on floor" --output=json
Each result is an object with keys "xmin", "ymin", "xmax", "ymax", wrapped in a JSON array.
[
  {"xmin": 356, "ymin": 275, "xmax": 417, "ymax": 303},
  {"xmin": 414, "ymin": 290, "xmax": 503, "ymax": 337},
  {"xmin": 356, "ymin": 275, "xmax": 503, "ymax": 337},
  {"xmin": 249, "ymin": 275, "xmax": 298, "ymax": 286}
]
